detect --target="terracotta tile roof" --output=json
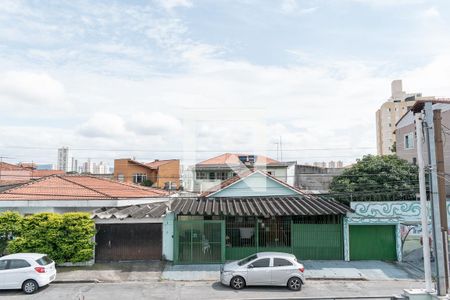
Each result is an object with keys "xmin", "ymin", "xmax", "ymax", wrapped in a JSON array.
[
  {"xmin": 145, "ymin": 159, "xmax": 178, "ymax": 168},
  {"xmin": 31, "ymin": 170, "xmax": 65, "ymax": 178},
  {"xmin": 196, "ymin": 153, "xmax": 279, "ymax": 166},
  {"xmin": 0, "ymin": 162, "xmax": 27, "ymax": 171},
  {"xmin": 0, "ymin": 175, "xmax": 169, "ymax": 200}
]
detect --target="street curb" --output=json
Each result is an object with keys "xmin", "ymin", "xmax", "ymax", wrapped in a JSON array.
[{"xmin": 53, "ymin": 279, "xmax": 100, "ymax": 284}]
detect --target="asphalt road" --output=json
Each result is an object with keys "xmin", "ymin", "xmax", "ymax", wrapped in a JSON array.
[{"xmin": 0, "ymin": 280, "xmax": 425, "ymax": 300}]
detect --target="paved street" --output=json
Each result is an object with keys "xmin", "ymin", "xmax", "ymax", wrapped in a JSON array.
[{"xmin": 0, "ymin": 280, "xmax": 425, "ymax": 300}]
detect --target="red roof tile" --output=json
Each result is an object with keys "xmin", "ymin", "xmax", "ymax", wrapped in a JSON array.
[
  {"xmin": 145, "ymin": 159, "xmax": 178, "ymax": 168},
  {"xmin": 197, "ymin": 153, "xmax": 279, "ymax": 166},
  {"xmin": 0, "ymin": 175, "xmax": 169, "ymax": 200}
]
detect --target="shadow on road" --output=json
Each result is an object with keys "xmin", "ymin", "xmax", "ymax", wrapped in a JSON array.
[{"xmin": 211, "ymin": 281, "xmax": 295, "ymax": 293}]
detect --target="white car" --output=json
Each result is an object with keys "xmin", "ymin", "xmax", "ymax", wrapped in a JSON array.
[
  {"xmin": 0, "ymin": 253, "xmax": 57, "ymax": 294},
  {"xmin": 220, "ymin": 252, "xmax": 305, "ymax": 291}
]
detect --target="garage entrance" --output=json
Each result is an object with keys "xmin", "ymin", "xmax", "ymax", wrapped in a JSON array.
[
  {"xmin": 349, "ymin": 225, "xmax": 396, "ymax": 261},
  {"xmin": 95, "ymin": 223, "xmax": 162, "ymax": 262}
]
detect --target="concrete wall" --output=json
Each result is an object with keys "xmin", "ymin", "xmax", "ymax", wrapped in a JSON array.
[
  {"xmin": 294, "ymin": 165, "xmax": 344, "ymax": 192},
  {"xmin": 162, "ymin": 212, "xmax": 174, "ymax": 261}
]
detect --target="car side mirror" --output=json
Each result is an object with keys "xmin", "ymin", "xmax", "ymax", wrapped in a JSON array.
[{"xmin": 247, "ymin": 264, "xmax": 254, "ymax": 269}]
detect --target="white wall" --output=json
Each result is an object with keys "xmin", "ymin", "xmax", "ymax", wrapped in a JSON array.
[{"xmin": 162, "ymin": 212, "xmax": 174, "ymax": 261}]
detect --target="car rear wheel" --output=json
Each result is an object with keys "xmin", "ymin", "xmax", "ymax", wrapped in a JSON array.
[
  {"xmin": 22, "ymin": 279, "xmax": 39, "ymax": 294},
  {"xmin": 287, "ymin": 277, "xmax": 302, "ymax": 291},
  {"xmin": 230, "ymin": 276, "xmax": 245, "ymax": 290}
]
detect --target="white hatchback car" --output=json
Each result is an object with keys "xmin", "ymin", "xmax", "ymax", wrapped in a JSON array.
[
  {"xmin": 220, "ymin": 252, "xmax": 305, "ymax": 291},
  {"xmin": 0, "ymin": 253, "xmax": 57, "ymax": 294}
]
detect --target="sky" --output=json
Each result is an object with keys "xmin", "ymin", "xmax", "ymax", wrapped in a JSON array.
[{"xmin": 1, "ymin": 0, "xmax": 450, "ymax": 167}]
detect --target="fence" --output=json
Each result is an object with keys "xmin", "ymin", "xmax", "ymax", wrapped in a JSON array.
[
  {"xmin": 174, "ymin": 220, "xmax": 225, "ymax": 264},
  {"xmin": 174, "ymin": 216, "xmax": 344, "ymax": 263}
]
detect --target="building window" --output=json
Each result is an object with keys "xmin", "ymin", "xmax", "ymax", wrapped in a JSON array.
[
  {"xmin": 209, "ymin": 172, "xmax": 216, "ymax": 180},
  {"xmin": 196, "ymin": 171, "xmax": 207, "ymax": 179},
  {"xmin": 118, "ymin": 173, "xmax": 125, "ymax": 182},
  {"xmin": 133, "ymin": 173, "xmax": 147, "ymax": 183},
  {"xmin": 412, "ymin": 157, "xmax": 417, "ymax": 165},
  {"xmin": 404, "ymin": 132, "xmax": 414, "ymax": 150},
  {"xmin": 217, "ymin": 172, "xmax": 228, "ymax": 180}
]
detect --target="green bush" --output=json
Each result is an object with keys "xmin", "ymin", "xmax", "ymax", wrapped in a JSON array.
[
  {"xmin": 2, "ymin": 212, "xmax": 95, "ymax": 264},
  {"xmin": 0, "ymin": 211, "xmax": 23, "ymax": 255}
]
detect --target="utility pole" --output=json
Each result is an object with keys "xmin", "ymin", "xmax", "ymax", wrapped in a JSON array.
[
  {"xmin": 424, "ymin": 102, "xmax": 447, "ymax": 296},
  {"xmin": 415, "ymin": 113, "xmax": 433, "ymax": 292},
  {"xmin": 434, "ymin": 109, "xmax": 449, "ymax": 291}
]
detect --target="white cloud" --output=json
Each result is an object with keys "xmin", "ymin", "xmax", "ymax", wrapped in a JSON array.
[
  {"xmin": 126, "ymin": 112, "xmax": 182, "ymax": 136},
  {"xmin": 78, "ymin": 113, "xmax": 128, "ymax": 138},
  {"xmin": 281, "ymin": 0, "xmax": 317, "ymax": 15},
  {"xmin": 423, "ymin": 6, "xmax": 440, "ymax": 18},
  {"xmin": 156, "ymin": 0, "xmax": 193, "ymax": 11},
  {"xmin": 0, "ymin": 71, "xmax": 66, "ymax": 104}
]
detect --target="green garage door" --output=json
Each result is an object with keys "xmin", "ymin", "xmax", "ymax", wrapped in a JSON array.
[{"xmin": 350, "ymin": 225, "xmax": 396, "ymax": 261}]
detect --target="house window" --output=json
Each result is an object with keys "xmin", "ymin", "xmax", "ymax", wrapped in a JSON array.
[
  {"xmin": 196, "ymin": 171, "xmax": 207, "ymax": 179},
  {"xmin": 118, "ymin": 173, "xmax": 125, "ymax": 182},
  {"xmin": 133, "ymin": 173, "xmax": 147, "ymax": 183},
  {"xmin": 209, "ymin": 172, "xmax": 216, "ymax": 180},
  {"xmin": 404, "ymin": 132, "xmax": 414, "ymax": 150},
  {"xmin": 217, "ymin": 172, "xmax": 228, "ymax": 180}
]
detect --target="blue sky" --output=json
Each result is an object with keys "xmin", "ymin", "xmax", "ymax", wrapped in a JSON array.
[{"xmin": 1, "ymin": 0, "xmax": 450, "ymax": 166}]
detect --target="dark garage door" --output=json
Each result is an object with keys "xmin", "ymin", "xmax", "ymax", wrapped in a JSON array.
[
  {"xmin": 96, "ymin": 223, "xmax": 162, "ymax": 261},
  {"xmin": 349, "ymin": 225, "xmax": 396, "ymax": 261}
]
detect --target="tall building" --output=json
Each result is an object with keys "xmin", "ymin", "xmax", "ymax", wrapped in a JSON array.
[
  {"xmin": 376, "ymin": 80, "xmax": 434, "ymax": 155},
  {"xmin": 57, "ymin": 147, "xmax": 69, "ymax": 172}
]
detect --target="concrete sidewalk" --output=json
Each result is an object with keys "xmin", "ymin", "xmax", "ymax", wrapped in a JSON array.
[
  {"xmin": 54, "ymin": 260, "xmax": 417, "ymax": 283},
  {"xmin": 161, "ymin": 260, "xmax": 417, "ymax": 281},
  {"xmin": 55, "ymin": 261, "xmax": 165, "ymax": 283}
]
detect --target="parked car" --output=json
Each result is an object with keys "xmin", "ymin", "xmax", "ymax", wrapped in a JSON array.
[
  {"xmin": 0, "ymin": 253, "xmax": 56, "ymax": 294},
  {"xmin": 220, "ymin": 252, "xmax": 305, "ymax": 291}
]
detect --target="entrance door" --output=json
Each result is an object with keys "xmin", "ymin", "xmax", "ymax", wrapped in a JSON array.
[
  {"xmin": 95, "ymin": 223, "xmax": 162, "ymax": 261},
  {"xmin": 349, "ymin": 225, "xmax": 396, "ymax": 260}
]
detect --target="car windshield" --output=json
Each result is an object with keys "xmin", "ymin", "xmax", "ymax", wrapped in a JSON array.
[
  {"xmin": 35, "ymin": 255, "xmax": 53, "ymax": 266},
  {"xmin": 237, "ymin": 254, "xmax": 257, "ymax": 266}
]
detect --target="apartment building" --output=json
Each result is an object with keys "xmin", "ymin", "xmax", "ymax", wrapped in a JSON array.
[{"xmin": 376, "ymin": 80, "xmax": 434, "ymax": 155}]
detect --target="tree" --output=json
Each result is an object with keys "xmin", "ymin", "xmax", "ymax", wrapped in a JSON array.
[
  {"xmin": 329, "ymin": 155, "xmax": 419, "ymax": 202},
  {"xmin": 0, "ymin": 211, "xmax": 22, "ymax": 255}
]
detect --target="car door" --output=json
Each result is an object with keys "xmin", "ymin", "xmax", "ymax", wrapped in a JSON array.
[
  {"xmin": 0, "ymin": 260, "xmax": 11, "ymax": 289},
  {"xmin": 246, "ymin": 258, "xmax": 271, "ymax": 285},
  {"xmin": 271, "ymin": 257, "xmax": 294, "ymax": 285},
  {"xmin": 7, "ymin": 259, "xmax": 33, "ymax": 289}
]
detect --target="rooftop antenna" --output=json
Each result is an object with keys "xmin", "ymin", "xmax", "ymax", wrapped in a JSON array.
[{"xmin": 279, "ymin": 136, "xmax": 283, "ymax": 161}]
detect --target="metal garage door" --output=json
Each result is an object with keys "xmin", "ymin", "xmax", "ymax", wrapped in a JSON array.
[
  {"xmin": 292, "ymin": 223, "xmax": 344, "ymax": 260},
  {"xmin": 95, "ymin": 223, "xmax": 162, "ymax": 261},
  {"xmin": 349, "ymin": 225, "xmax": 396, "ymax": 261}
]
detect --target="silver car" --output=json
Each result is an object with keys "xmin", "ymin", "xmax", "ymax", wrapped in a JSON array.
[{"xmin": 220, "ymin": 252, "xmax": 305, "ymax": 291}]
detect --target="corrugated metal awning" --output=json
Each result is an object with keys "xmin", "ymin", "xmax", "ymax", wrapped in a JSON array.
[
  {"xmin": 92, "ymin": 202, "xmax": 169, "ymax": 219},
  {"xmin": 171, "ymin": 196, "xmax": 352, "ymax": 218}
]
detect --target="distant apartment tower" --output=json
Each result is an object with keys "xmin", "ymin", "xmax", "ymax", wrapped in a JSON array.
[
  {"xmin": 57, "ymin": 147, "xmax": 69, "ymax": 172},
  {"xmin": 376, "ymin": 80, "xmax": 434, "ymax": 155}
]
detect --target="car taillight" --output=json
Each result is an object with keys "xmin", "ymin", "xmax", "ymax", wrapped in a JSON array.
[
  {"xmin": 35, "ymin": 267, "xmax": 46, "ymax": 273},
  {"xmin": 299, "ymin": 267, "xmax": 304, "ymax": 273}
]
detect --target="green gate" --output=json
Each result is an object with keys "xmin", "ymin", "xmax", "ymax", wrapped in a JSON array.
[
  {"xmin": 292, "ymin": 223, "xmax": 343, "ymax": 260},
  {"xmin": 174, "ymin": 220, "xmax": 225, "ymax": 264},
  {"xmin": 349, "ymin": 225, "xmax": 396, "ymax": 261}
]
